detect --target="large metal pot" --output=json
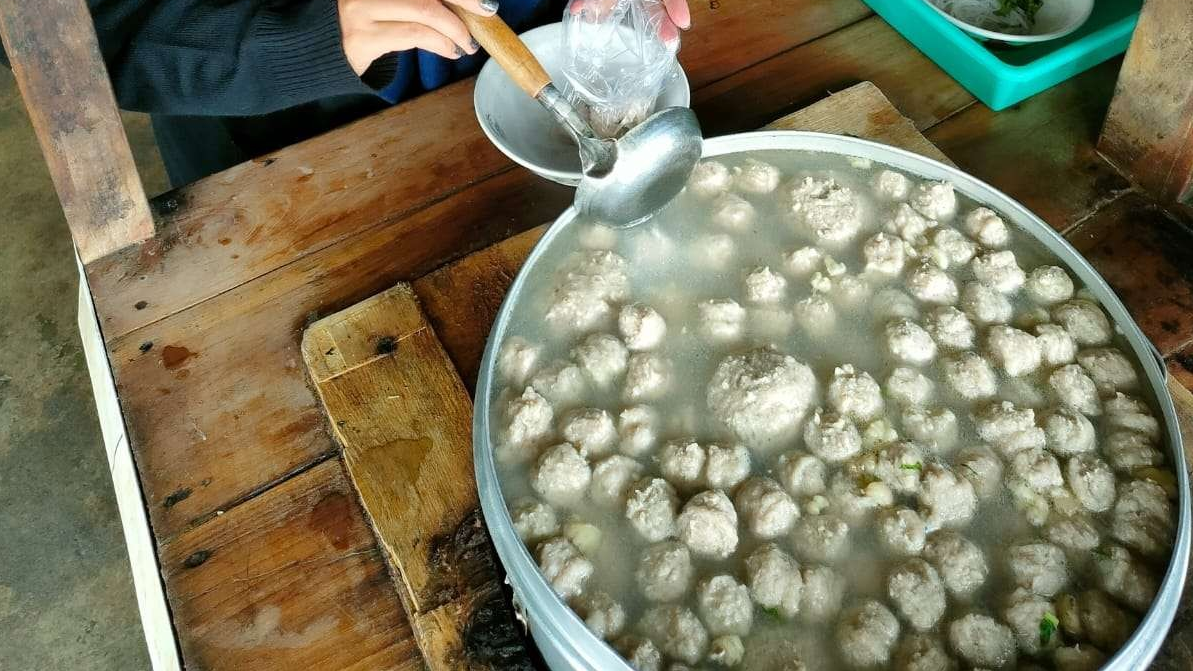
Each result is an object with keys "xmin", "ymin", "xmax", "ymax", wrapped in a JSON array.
[{"xmin": 472, "ymin": 131, "xmax": 1191, "ymax": 670}]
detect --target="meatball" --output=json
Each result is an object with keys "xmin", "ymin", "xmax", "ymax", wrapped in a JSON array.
[
  {"xmin": 616, "ymin": 636, "xmax": 663, "ymax": 671},
  {"xmin": 1043, "ymin": 405, "xmax": 1095, "ymax": 456},
  {"xmin": 777, "ymin": 452, "xmax": 827, "ymax": 497},
  {"xmin": 705, "ymin": 444, "xmax": 751, "ymax": 491},
  {"xmin": 886, "ymin": 367, "xmax": 935, "ymax": 408},
  {"xmin": 626, "ymin": 477, "xmax": 679, "ymax": 542},
  {"xmin": 887, "ymin": 319, "xmax": 938, "ymax": 365},
  {"xmin": 734, "ymin": 158, "xmax": 781, "ymax": 194},
  {"xmin": 1026, "ymin": 266, "xmax": 1074, "ymax": 305},
  {"xmin": 590, "ymin": 455, "xmax": 645, "ymax": 507},
  {"xmin": 986, "ymin": 326, "xmax": 1042, "ymax": 377},
  {"xmin": 974, "ymin": 401, "xmax": 1040, "ymax": 451},
  {"xmin": 1046, "ymin": 513, "xmax": 1101, "ymax": 551},
  {"xmin": 659, "ymin": 439, "xmax": 706, "ymax": 492},
  {"xmin": 529, "ymin": 360, "xmax": 588, "ymax": 408},
  {"xmin": 794, "ymin": 293, "xmax": 838, "ymax": 335},
  {"xmin": 572, "ymin": 333, "xmax": 629, "ymax": 389},
  {"xmin": 791, "ymin": 514, "xmax": 851, "ymax": 564},
  {"xmin": 787, "ymin": 177, "xmax": 863, "ymax": 244},
  {"xmin": 850, "ymin": 440, "xmax": 926, "ymax": 495},
  {"xmin": 691, "ymin": 233, "xmax": 737, "ymax": 270},
  {"xmin": 745, "ymin": 544, "xmax": 804, "ymax": 617},
  {"xmin": 1008, "ymin": 542, "xmax": 1068, "ymax": 597},
  {"xmin": 677, "ymin": 490, "xmax": 739, "ymax": 559},
  {"xmin": 511, "ymin": 498, "xmax": 559, "ymax": 543},
  {"xmin": 940, "ymin": 352, "xmax": 997, "ymax": 401},
  {"xmin": 617, "ymin": 303, "xmax": 667, "ymax": 352},
  {"xmin": 910, "ymin": 181, "xmax": 957, "ymax": 221},
  {"xmin": 1051, "ymin": 299, "xmax": 1112, "ymax": 346},
  {"xmin": 545, "ymin": 251, "xmax": 629, "ymax": 332},
  {"xmin": 712, "ymin": 192, "xmax": 757, "ymax": 232},
  {"xmin": 803, "ymin": 408, "xmax": 863, "ymax": 462},
  {"xmin": 532, "ymin": 443, "xmax": 592, "ymax": 503},
  {"xmin": 735, "ymin": 476, "xmax": 799, "ymax": 538},
  {"xmin": 830, "ymin": 470, "xmax": 895, "ymax": 522},
  {"xmin": 889, "ymin": 559, "xmax": 947, "ymax": 631},
  {"xmin": 574, "ymin": 591, "xmax": 626, "ymax": 641},
  {"xmin": 971, "ymin": 251, "xmax": 1026, "ymax": 294},
  {"xmin": 799, "ymin": 564, "xmax": 846, "ymax": 623},
  {"xmin": 863, "ymin": 232, "xmax": 908, "ymax": 277},
  {"xmin": 894, "ymin": 633, "xmax": 956, "ymax": 671},
  {"xmin": 1111, "ymin": 479, "xmax": 1174, "ymax": 557},
  {"xmin": 925, "ymin": 306, "xmax": 975, "ymax": 351},
  {"xmin": 1105, "ymin": 393, "xmax": 1161, "ymax": 440},
  {"xmin": 637, "ymin": 541, "xmax": 693, "ymax": 602},
  {"xmin": 1069, "ymin": 589, "xmax": 1138, "ymax": 651},
  {"xmin": 1034, "ymin": 324, "xmax": 1077, "ymax": 366},
  {"xmin": 499, "ymin": 387, "xmax": 554, "ymax": 463},
  {"xmin": 1054, "ymin": 646, "xmax": 1106, "ymax": 671},
  {"xmin": 688, "ymin": 159, "xmax": 732, "ymax": 197},
  {"xmin": 497, "ymin": 337, "xmax": 540, "ymax": 385},
  {"xmin": 925, "ymin": 227, "xmax": 978, "ymax": 268},
  {"xmin": 1002, "ymin": 588, "xmax": 1059, "ymax": 655},
  {"xmin": 1105, "ymin": 430, "xmax": 1164, "ymax": 472},
  {"xmin": 708, "ymin": 635, "xmax": 746, "ymax": 667},
  {"xmin": 962, "ymin": 207, "xmax": 1009, "ymax": 247},
  {"xmin": 537, "ymin": 536, "xmax": 593, "ymax": 599},
  {"xmin": 919, "ymin": 464, "xmax": 977, "ymax": 530},
  {"xmin": 874, "ymin": 288, "xmax": 922, "ymax": 322},
  {"xmin": 833, "ymin": 274, "xmax": 871, "ymax": 308},
  {"xmin": 697, "ymin": 575, "xmax": 753, "ymax": 637},
  {"xmin": 624, "ymin": 353, "xmax": 670, "ymax": 402},
  {"xmin": 560, "ymin": 407, "xmax": 617, "ymax": 458},
  {"xmin": 1077, "ymin": 347, "xmax": 1139, "ymax": 394},
  {"xmin": 901, "ymin": 406, "xmax": 958, "ymax": 452},
  {"xmin": 906, "ymin": 262, "xmax": 959, "ymax": 305},
  {"xmin": 961, "ymin": 281, "xmax": 1012, "ymax": 325},
  {"xmin": 618, "ymin": 405, "xmax": 659, "ymax": 457},
  {"xmin": 949, "ymin": 614, "xmax": 1015, "ymax": 669},
  {"xmin": 888, "ymin": 203, "xmax": 933, "ymax": 242},
  {"xmin": 874, "ymin": 169, "xmax": 911, "ymax": 200},
  {"xmin": 640, "ymin": 605, "xmax": 709, "ymax": 665},
  {"xmin": 699, "ymin": 298, "xmax": 747, "ymax": 342},
  {"xmin": 837, "ymin": 600, "xmax": 901, "ymax": 669},
  {"xmin": 1009, "ymin": 448, "xmax": 1064, "ymax": 492},
  {"xmin": 955, "ymin": 446, "xmax": 1004, "ymax": 499},
  {"xmin": 1049, "ymin": 365, "xmax": 1101, "ymax": 416},
  {"xmin": 878, "ymin": 508, "xmax": 927, "ymax": 556},
  {"xmin": 1065, "ymin": 454, "xmax": 1116, "ymax": 513},
  {"xmin": 708, "ymin": 348, "xmax": 818, "ymax": 452},
  {"xmin": 784, "ymin": 246, "xmax": 823, "ymax": 277},
  {"xmin": 924, "ymin": 532, "xmax": 987, "ymax": 598},
  {"xmin": 1095, "ymin": 544, "xmax": 1158, "ymax": 613},
  {"xmin": 828, "ymin": 365, "xmax": 885, "ymax": 423},
  {"xmin": 743, "ymin": 266, "xmax": 788, "ymax": 305}
]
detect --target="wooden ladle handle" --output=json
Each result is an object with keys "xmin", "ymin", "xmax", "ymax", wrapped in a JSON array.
[{"xmin": 452, "ymin": 8, "xmax": 552, "ymax": 98}]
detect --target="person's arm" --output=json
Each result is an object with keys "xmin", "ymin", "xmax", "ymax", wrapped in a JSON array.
[{"xmin": 0, "ymin": 0, "xmax": 489, "ymax": 117}]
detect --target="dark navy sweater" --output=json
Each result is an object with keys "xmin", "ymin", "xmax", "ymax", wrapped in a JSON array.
[{"xmin": 2, "ymin": 0, "xmax": 556, "ymax": 184}]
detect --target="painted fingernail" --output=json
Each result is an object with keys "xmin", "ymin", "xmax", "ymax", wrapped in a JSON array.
[
  {"xmin": 469, "ymin": 38, "xmax": 480, "ymax": 52},
  {"xmin": 454, "ymin": 45, "xmax": 465, "ymax": 58},
  {"xmin": 479, "ymin": 0, "xmax": 499, "ymax": 14}
]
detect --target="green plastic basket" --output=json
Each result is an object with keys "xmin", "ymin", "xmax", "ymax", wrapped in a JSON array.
[{"xmin": 862, "ymin": 0, "xmax": 1141, "ymax": 110}]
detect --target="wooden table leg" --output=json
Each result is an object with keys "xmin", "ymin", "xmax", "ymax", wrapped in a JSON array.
[{"xmin": 0, "ymin": 0, "xmax": 155, "ymax": 262}]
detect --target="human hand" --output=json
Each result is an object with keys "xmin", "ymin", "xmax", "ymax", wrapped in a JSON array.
[
  {"xmin": 568, "ymin": 0, "xmax": 691, "ymax": 44},
  {"xmin": 338, "ymin": 0, "xmax": 499, "ymax": 75}
]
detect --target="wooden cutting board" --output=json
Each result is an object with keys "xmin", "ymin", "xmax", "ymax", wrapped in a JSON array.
[{"xmin": 301, "ymin": 82, "xmax": 1193, "ymax": 669}]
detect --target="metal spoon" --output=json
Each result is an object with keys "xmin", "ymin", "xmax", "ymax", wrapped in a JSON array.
[{"xmin": 454, "ymin": 9, "xmax": 703, "ymax": 226}]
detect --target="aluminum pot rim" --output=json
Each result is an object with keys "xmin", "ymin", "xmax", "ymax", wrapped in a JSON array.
[{"xmin": 473, "ymin": 130, "xmax": 1191, "ymax": 671}]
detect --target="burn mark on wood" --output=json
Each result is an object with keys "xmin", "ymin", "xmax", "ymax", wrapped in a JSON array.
[
  {"xmin": 375, "ymin": 336, "xmax": 397, "ymax": 356},
  {"xmin": 164, "ymin": 487, "xmax": 193, "ymax": 508},
  {"xmin": 161, "ymin": 345, "xmax": 196, "ymax": 369},
  {"xmin": 183, "ymin": 549, "xmax": 212, "ymax": 568},
  {"xmin": 460, "ymin": 587, "xmax": 537, "ymax": 670},
  {"xmin": 134, "ymin": 300, "xmax": 148, "ymax": 310},
  {"xmin": 139, "ymin": 341, "xmax": 153, "ymax": 353},
  {"xmin": 1174, "ymin": 352, "xmax": 1193, "ymax": 374},
  {"xmin": 422, "ymin": 509, "xmax": 498, "ymax": 612}
]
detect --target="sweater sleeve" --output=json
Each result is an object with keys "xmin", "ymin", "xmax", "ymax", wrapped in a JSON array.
[{"xmin": 0, "ymin": 0, "xmax": 397, "ymax": 116}]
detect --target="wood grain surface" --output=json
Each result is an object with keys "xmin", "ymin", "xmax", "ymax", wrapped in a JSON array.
[
  {"xmin": 303, "ymin": 286, "xmax": 533, "ymax": 670},
  {"xmin": 0, "ymin": 0, "xmax": 155, "ymax": 262}
]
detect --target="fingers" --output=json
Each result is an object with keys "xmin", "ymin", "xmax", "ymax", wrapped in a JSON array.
[
  {"xmin": 441, "ymin": 0, "xmax": 500, "ymax": 18},
  {"xmin": 367, "ymin": 21, "xmax": 465, "ymax": 60},
  {"xmin": 661, "ymin": 0, "xmax": 690, "ymax": 30},
  {"xmin": 363, "ymin": 0, "xmax": 478, "ymax": 54}
]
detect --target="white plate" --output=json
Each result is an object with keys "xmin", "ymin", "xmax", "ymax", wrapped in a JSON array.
[
  {"xmin": 473, "ymin": 22, "xmax": 691, "ymax": 186},
  {"xmin": 925, "ymin": 0, "xmax": 1094, "ymax": 44}
]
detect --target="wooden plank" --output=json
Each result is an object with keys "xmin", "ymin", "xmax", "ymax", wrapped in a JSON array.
[
  {"xmin": 1065, "ymin": 192, "xmax": 1193, "ymax": 356},
  {"xmin": 1099, "ymin": 0, "xmax": 1193, "ymax": 213},
  {"xmin": 302, "ymin": 286, "xmax": 533, "ymax": 670},
  {"xmin": 108, "ymin": 169, "xmax": 571, "ymax": 541},
  {"xmin": 926, "ymin": 58, "xmax": 1133, "ymax": 235},
  {"xmin": 414, "ymin": 82, "xmax": 955, "ymax": 390},
  {"xmin": 158, "ymin": 458, "xmax": 421, "ymax": 670},
  {"xmin": 83, "ymin": 0, "xmax": 871, "ymax": 342},
  {"xmin": 0, "ymin": 0, "xmax": 155, "ymax": 262},
  {"xmin": 693, "ymin": 15, "xmax": 974, "ymax": 136}
]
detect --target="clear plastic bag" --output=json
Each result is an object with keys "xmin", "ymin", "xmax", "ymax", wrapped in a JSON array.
[{"xmin": 561, "ymin": 0, "xmax": 679, "ymax": 139}]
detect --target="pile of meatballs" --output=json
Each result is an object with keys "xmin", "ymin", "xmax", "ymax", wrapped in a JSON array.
[{"xmin": 490, "ymin": 152, "xmax": 1178, "ymax": 671}]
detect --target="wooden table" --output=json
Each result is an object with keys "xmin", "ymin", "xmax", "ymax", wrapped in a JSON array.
[{"xmin": 58, "ymin": 2, "xmax": 1193, "ymax": 668}]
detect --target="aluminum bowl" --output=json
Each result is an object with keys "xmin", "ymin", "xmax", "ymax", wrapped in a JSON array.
[{"xmin": 473, "ymin": 131, "xmax": 1191, "ymax": 671}]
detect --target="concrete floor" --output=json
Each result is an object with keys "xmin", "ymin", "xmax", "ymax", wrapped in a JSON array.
[{"xmin": 0, "ymin": 67, "xmax": 169, "ymax": 668}]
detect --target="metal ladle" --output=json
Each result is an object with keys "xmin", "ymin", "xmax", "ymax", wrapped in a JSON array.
[{"xmin": 454, "ymin": 9, "xmax": 703, "ymax": 226}]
